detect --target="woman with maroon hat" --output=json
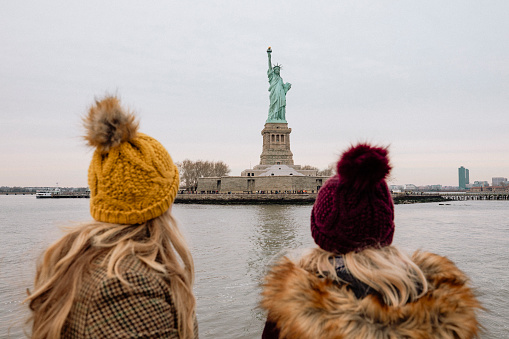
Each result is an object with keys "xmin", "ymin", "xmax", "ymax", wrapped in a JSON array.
[{"xmin": 260, "ymin": 143, "xmax": 482, "ymax": 339}]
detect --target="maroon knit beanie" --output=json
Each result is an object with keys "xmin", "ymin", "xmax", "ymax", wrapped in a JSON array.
[{"xmin": 311, "ymin": 143, "xmax": 394, "ymax": 254}]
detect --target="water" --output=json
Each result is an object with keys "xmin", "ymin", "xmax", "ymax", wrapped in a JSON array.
[{"xmin": 1, "ymin": 196, "xmax": 507, "ymax": 338}]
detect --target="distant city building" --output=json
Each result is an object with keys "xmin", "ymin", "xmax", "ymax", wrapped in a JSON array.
[
  {"xmin": 472, "ymin": 181, "xmax": 489, "ymax": 187},
  {"xmin": 403, "ymin": 184, "xmax": 417, "ymax": 191},
  {"xmin": 458, "ymin": 166, "xmax": 469, "ymax": 189},
  {"xmin": 389, "ymin": 185, "xmax": 403, "ymax": 193},
  {"xmin": 442, "ymin": 186, "xmax": 459, "ymax": 191},
  {"xmin": 492, "ymin": 177, "xmax": 508, "ymax": 187}
]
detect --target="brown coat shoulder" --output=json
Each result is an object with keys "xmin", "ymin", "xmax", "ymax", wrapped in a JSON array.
[
  {"xmin": 63, "ymin": 255, "xmax": 181, "ymax": 338},
  {"xmin": 261, "ymin": 251, "xmax": 482, "ymax": 339}
]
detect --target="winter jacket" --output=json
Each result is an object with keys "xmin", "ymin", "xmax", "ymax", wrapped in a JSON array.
[
  {"xmin": 61, "ymin": 254, "xmax": 198, "ymax": 338},
  {"xmin": 261, "ymin": 251, "xmax": 481, "ymax": 339}
]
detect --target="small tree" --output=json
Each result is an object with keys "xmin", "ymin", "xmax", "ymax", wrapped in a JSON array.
[
  {"xmin": 317, "ymin": 163, "xmax": 335, "ymax": 177},
  {"xmin": 213, "ymin": 161, "xmax": 231, "ymax": 177},
  {"xmin": 176, "ymin": 159, "xmax": 231, "ymax": 191},
  {"xmin": 176, "ymin": 159, "xmax": 197, "ymax": 191},
  {"xmin": 301, "ymin": 165, "xmax": 318, "ymax": 171}
]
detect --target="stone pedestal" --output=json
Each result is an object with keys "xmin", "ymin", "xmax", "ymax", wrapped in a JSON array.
[{"xmin": 259, "ymin": 123, "xmax": 294, "ymax": 166}]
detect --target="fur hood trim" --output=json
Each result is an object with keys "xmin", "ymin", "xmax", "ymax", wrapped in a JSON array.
[{"xmin": 261, "ymin": 251, "xmax": 481, "ymax": 339}]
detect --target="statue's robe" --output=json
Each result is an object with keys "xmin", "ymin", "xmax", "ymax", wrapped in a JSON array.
[{"xmin": 267, "ymin": 68, "xmax": 289, "ymax": 122}]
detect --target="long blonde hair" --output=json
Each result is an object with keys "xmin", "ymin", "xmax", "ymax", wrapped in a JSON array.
[
  {"xmin": 299, "ymin": 246, "xmax": 428, "ymax": 307},
  {"xmin": 25, "ymin": 209, "xmax": 195, "ymax": 339}
]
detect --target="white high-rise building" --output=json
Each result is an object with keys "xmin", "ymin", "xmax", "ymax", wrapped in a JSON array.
[{"xmin": 492, "ymin": 177, "xmax": 508, "ymax": 186}]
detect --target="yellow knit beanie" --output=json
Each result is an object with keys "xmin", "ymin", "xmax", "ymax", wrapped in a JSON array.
[{"xmin": 84, "ymin": 96, "xmax": 179, "ymax": 224}]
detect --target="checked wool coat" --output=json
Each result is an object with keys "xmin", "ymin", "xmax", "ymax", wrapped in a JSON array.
[{"xmin": 61, "ymin": 254, "xmax": 198, "ymax": 338}]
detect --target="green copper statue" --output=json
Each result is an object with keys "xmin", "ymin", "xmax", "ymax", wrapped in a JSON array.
[{"xmin": 267, "ymin": 47, "xmax": 291, "ymax": 123}]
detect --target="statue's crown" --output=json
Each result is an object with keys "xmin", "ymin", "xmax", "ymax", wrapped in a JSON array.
[{"xmin": 273, "ymin": 63, "xmax": 282, "ymax": 69}]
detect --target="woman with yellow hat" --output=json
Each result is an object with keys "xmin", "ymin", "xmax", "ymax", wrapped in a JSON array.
[{"xmin": 26, "ymin": 96, "xmax": 197, "ymax": 338}]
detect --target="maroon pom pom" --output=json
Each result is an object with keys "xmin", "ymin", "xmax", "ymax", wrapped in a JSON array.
[{"xmin": 336, "ymin": 143, "xmax": 391, "ymax": 190}]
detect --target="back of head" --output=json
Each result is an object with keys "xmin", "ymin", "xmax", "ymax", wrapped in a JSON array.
[
  {"xmin": 311, "ymin": 143, "xmax": 394, "ymax": 254},
  {"xmin": 27, "ymin": 96, "xmax": 195, "ymax": 339},
  {"xmin": 264, "ymin": 143, "xmax": 481, "ymax": 337},
  {"xmin": 84, "ymin": 96, "xmax": 179, "ymax": 224}
]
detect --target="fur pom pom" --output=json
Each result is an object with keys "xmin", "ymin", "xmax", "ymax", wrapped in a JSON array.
[
  {"xmin": 337, "ymin": 143, "xmax": 391, "ymax": 190},
  {"xmin": 83, "ymin": 96, "xmax": 139, "ymax": 153}
]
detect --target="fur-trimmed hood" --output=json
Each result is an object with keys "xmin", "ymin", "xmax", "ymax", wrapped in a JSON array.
[{"xmin": 261, "ymin": 251, "xmax": 481, "ymax": 339}]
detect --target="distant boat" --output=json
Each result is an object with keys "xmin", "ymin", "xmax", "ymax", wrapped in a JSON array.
[
  {"xmin": 36, "ymin": 188, "xmax": 61, "ymax": 198},
  {"xmin": 35, "ymin": 192, "xmax": 53, "ymax": 198},
  {"xmin": 36, "ymin": 188, "xmax": 89, "ymax": 199}
]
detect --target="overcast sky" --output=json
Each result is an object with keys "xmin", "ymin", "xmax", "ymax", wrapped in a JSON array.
[{"xmin": 1, "ymin": 1, "xmax": 508, "ymax": 187}]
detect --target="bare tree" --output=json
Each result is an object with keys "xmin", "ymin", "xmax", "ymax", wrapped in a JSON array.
[
  {"xmin": 317, "ymin": 163, "xmax": 335, "ymax": 177},
  {"xmin": 176, "ymin": 159, "xmax": 197, "ymax": 191},
  {"xmin": 213, "ymin": 161, "xmax": 231, "ymax": 177},
  {"xmin": 176, "ymin": 159, "xmax": 231, "ymax": 191},
  {"xmin": 301, "ymin": 165, "xmax": 318, "ymax": 171}
]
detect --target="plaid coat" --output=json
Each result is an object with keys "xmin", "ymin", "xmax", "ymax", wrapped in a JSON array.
[{"xmin": 61, "ymin": 254, "xmax": 198, "ymax": 338}]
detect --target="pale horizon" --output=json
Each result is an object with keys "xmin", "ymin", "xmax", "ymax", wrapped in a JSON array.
[{"xmin": 1, "ymin": 1, "xmax": 508, "ymax": 187}]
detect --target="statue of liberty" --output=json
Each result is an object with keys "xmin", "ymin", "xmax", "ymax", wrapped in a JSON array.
[{"xmin": 267, "ymin": 47, "xmax": 291, "ymax": 123}]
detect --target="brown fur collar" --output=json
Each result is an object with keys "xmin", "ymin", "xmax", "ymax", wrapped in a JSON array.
[{"xmin": 261, "ymin": 251, "xmax": 481, "ymax": 339}]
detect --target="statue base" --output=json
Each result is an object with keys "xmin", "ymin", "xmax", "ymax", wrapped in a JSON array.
[{"xmin": 259, "ymin": 123, "xmax": 294, "ymax": 166}]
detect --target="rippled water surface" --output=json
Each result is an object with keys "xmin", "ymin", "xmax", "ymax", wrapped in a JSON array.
[{"xmin": 1, "ymin": 196, "xmax": 507, "ymax": 338}]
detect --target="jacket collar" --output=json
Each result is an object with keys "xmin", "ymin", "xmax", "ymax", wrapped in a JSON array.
[{"xmin": 261, "ymin": 251, "xmax": 481, "ymax": 339}]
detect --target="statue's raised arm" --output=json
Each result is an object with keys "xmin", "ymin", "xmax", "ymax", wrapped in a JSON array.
[
  {"xmin": 267, "ymin": 47, "xmax": 273, "ymax": 71},
  {"xmin": 266, "ymin": 47, "xmax": 291, "ymax": 123}
]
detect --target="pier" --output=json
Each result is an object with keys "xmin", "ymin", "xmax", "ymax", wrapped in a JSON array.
[
  {"xmin": 439, "ymin": 192, "xmax": 509, "ymax": 201},
  {"xmin": 393, "ymin": 192, "xmax": 509, "ymax": 203}
]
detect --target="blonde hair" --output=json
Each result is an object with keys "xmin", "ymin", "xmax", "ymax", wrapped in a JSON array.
[
  {"xmin": 299, "ymin": 246, "xmax": 428, "ymax": 307},
  {"xmin": 25, "ymin": 209, "xmax": 195, "ymax": 339}
]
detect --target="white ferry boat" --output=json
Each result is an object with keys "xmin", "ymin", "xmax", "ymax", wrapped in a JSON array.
[{"xmin": 35, "ymin": 188, "xmax": 61, "ymax": 198}]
